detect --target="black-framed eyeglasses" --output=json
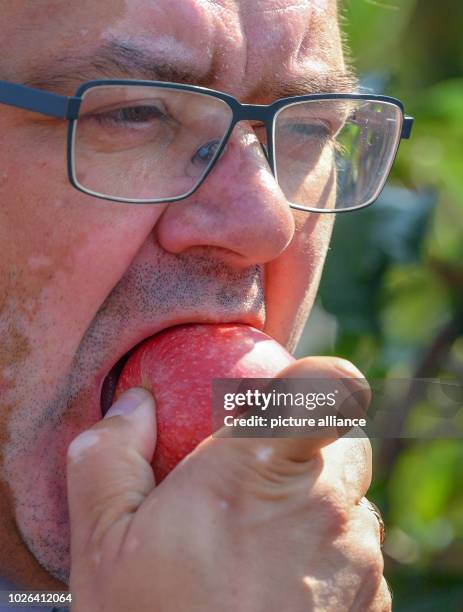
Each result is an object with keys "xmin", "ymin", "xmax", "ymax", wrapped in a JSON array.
[{"xmin": 0, "ymin": 79, "xmax": 413, "ymax": 212}]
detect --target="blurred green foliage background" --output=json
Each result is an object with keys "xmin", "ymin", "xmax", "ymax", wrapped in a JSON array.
[{"xmin": 297, "ymin": 0, "xmax": 463, "ymax": 609}]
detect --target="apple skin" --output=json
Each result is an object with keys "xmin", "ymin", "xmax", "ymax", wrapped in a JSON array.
[{"xmin": 115, "ymin": 324, "xmax": 294, "ymax": 482}]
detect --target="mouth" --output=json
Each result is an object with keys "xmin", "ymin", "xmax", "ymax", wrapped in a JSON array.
[
  {"xmin": 100, "ymin": 343, "xmax": 137, "ymax": 416},
  {"xmin": 99, "ymin": 316, "xmax": 264, "ymax": 417}
]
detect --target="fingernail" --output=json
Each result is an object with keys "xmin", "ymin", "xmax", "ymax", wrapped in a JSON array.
[{"xmin": 104, "ymin": 387, "xmax": 153, "ymax": 419}]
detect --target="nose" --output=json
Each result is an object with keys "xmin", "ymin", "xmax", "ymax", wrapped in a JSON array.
[{"xmin": 155, "ymin": 124, "xmax": 295, "ymax": 267}]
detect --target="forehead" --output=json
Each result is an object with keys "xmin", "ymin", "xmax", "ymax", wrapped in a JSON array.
[{"xmin": 2, "ymin": 0, "xmax": 343, "ymax": 99}]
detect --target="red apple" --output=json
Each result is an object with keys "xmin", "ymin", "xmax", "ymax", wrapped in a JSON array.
[{"xmin": 115, "ymin": 324, "xmax": 294, "ymax": 481}]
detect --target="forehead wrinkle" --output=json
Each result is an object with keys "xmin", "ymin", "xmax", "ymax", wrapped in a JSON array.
[{"xmin": 237, "ymin": 0, "xmax": 351, "ymax": 100}]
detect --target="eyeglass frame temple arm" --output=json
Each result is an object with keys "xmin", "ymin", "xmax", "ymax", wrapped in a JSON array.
[
  {"xmin": 401, "ymin": 116, "xmax": 414, "ymax": 139},
  {"xmin": 0, "ymin": 81, "xmax": 80, "ymax": 120}
]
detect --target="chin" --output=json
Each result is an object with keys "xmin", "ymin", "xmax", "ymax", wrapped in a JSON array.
[
  {"xmin": 12, "ymin": 441, "xmax": 72, "ymax": 585},
  {"xmin": 7, "ymin": 383, "xmax": 104, "ymax": 587}
]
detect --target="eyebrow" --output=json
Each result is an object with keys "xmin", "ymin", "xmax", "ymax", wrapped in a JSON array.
[
  {"xmin": 252, "ymin": 71, "xmax": 359, "ymax": 101},
  {"xmin": 25, "ymin": 41, "xmax": 212, "ymax": 90},
  {"xmin": 24, "ymin": 39, "xmax": 359, "ymax": 100}
]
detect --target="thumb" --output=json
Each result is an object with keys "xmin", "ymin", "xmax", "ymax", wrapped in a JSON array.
[
  {"xmin": 66, "ymin": 387, "xmax": 156, "ymax": 557},
  {"xmin": 214, "ymin": 357, "xmax": 370, "ymax": 465}
]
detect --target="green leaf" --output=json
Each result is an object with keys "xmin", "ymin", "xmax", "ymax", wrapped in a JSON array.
[{"xmin": 319, "ymin": 187, "xmax": 435, "ymax": 335}]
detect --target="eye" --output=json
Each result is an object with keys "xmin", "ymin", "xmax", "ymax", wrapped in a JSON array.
[
  {"xmin": 96, "ymin": 104, "xmax": 165, "ymax": 124},
  {"xmin": 191, "ymin": 139, "xmax": 221, "ymax": 167},
  {"xmin": 283, "ymin": 122, "xmax": 331, "ymax": 138}
]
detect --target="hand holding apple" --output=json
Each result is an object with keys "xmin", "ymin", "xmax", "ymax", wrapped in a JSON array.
[
  {"xmin": 66, "ymin": 332, "xmax": 386, "ymax": 612},
  {"xmin": 114, "ymin": 323, "xmax": 294, "ymax": 481}
]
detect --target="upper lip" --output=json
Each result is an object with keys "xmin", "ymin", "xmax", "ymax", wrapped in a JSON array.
[{"xmin": 98, "ymin": 310, "xmax": 265, "ymax": 399}]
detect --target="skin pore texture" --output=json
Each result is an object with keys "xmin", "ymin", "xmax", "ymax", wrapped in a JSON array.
[{"xmin": 0, "ymin": 0, "xmax": 349, "ymax": 588}]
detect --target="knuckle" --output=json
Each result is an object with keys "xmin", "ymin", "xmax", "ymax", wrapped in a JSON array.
[
  {"xmin": 365, "ymin": 554, "xmax": 384, "ymax": 587},
  {"xmin": 324, "ymin": 436, "xmax": 373, "ymax": 495},
  {"xmin": 312, "ymin": 484, "xmax": 349, "ymax": 537},
  {"xmin": 352, "ymin": 436, "xmax": 372, "ymax": 465},
  {"xmin": 364, "ymin": 577, "xmax": 392, "ymax": 612},
  {"xmin": 332, "ymin": 357, "xmax": 363, "ymax": 378},
  {"xmin": 357, "ymin": 540, "xmax": 384, "ymax": 581},
  {"xmin": 353, "ymin": 573, "xmax": 391, "ymax": 612},
  {"xmin": 350, "ymin": 437, "xmax": 373, "ymax": 492},
  {"xmin": 381, "ymin": 578, "xmax": 393, "ymax": 611},
  {"xmin": 87, "ymin": 493, "xmax": 138, "ymax": 549},
  {"xmin": 376, "ymin": 578, "xmax": 393, "ymax": 611}
]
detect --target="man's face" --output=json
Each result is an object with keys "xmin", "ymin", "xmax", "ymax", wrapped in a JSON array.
[{"xmin": 0, "ymin": 0, "xmax": 347, "ymax": 587}]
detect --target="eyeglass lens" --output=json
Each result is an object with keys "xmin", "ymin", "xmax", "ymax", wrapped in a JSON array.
[
  {"xmin": 274, "ymin": 99, "xmax": 402, "ymax": 210},
  {"xmin": 73, "ymin": 85, "xmax": 233, "ymax": 202},
  {"xmin": 72, "ymin": 85, "xmax": 402, "ymax": 209}
]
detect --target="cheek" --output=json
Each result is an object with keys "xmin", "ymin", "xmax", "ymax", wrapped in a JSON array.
[
  {"xmin": 0, "ymin": 119, "xmax": 76, "ymax": 361},
  {"xmin": 0, "ymin": 119, "xmax": 164, "ymax": 382},
  {"xmin": 278, "ymin": 145, "xmax": 337, "ymax": 211},
  {"xmin": 264, "ymin": 211, "xmax": 334, "ymax": 350}
]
